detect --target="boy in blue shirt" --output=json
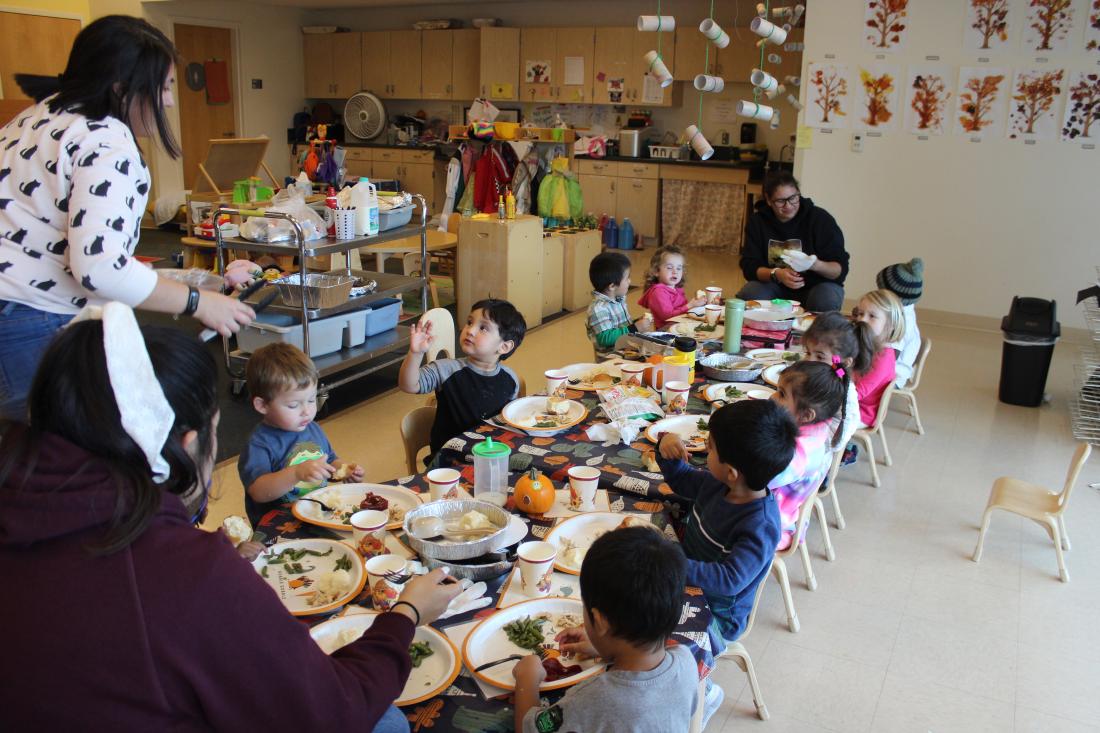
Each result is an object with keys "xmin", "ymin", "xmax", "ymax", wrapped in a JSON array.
[
  {"xmin": 657, "ymin": 399, "xmax": 796, "ymax": 726},
  {"xmin": 238, "ymin": 343, "xmax": 364, "ymax": 526}
]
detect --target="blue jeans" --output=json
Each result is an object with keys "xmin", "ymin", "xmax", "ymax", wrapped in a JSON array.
[
  {"xmin": 736, "ymin": 280, "xmax": 845, "ymax": 313},
  {"xmin": 371, "ymin": 705, "xmax": 409, "ymax": 733},
  {"xmin": 0, "ymin": 300, "xmax": 73, "ymax": 422}
]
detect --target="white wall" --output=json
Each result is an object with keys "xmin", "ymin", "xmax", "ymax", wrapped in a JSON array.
[{"xmin": 795, "ymin": 0, "xmax": 1097, "ymax": 331}]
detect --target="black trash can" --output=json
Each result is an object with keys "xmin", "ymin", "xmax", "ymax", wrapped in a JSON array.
[{"xmin": 998, "ymin": 296, "xmax": 1060, "ymax": 407}]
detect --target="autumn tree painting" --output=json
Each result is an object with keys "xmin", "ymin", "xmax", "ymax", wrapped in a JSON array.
[
  {"xmin": 811, "ymin": 67, "xmax": 848, "ymax": 124},
  {"xmin": 958, "ymin": 73, "xmax": 1005, "ymax": 132},
  {"xmin": 970, "ymin": 0, "xmax": 1010, "ymax": 49},
  {"xmin": 1087, "ymin": 0, "xmax": 1100, "ymax": 51},
  {"xmin": 860, "ymin": 69, "xmax": 895, "ymax": 126},
  {"xmin": 910, "ymin": 74, "xmax": 951, "ymax": 131},
  {"xmin": 1010, "ymin": 69, "xmax": 1064, "ymax": 136},
  {"xmin": 865, "ymin": 0, "xmax": 908, "ymax": 49},
  {"xmin": 1061, "ymin": 73, "xmax": 1100, "ymax": 139},
  {"xmin": 1026, "ymin": 0, "xmax": 1073, "ymax": 51}
]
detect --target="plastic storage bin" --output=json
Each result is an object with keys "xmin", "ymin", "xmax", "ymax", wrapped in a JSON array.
[
  {"xmin": 363, "ymin": 298, "xmax": 401, "ymax": 337},
  {"xmin": 378, "ymin": 205, "xmax": 414, "ymax": 232},
  {"xmin": 237, "ymin": 312, "xmax": 347, "ymax": 358},
  {"xmin": 998, "ymin": 296, "xmax": 1060, "ymax": 407}
]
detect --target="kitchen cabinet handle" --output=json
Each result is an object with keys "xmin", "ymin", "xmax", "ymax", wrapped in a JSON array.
[
  {"xmin": 633, "ymin": 182, "xmax": 643, "ymax": 189},
  {"xmin": 610, "ymin": 181, "xmax": 616, "ymax": 194}
]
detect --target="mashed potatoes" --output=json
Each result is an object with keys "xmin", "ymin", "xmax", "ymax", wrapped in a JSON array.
[
  {"xmin": 309, "ymin": 569, "xmax": 353, "ymax": 607},
  {"xmin": 458, "ymin": 510, "xmax": 494, "ymax": 531},
  {"xmin": 222, "ymin": 515, "xmax": 252, "ymax": 547}
]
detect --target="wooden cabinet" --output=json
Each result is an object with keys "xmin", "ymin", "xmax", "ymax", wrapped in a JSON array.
[
  {"xmin": 542, "ymin": 235, "xmax": 564, "ymax": 317},
  {"xmin": 451, "ymin": 29, "xmax": 481, "ymax": 101},
  {"xmin": 520, "ymin": 28, "xmax": 556, "ymax": 102},
  {"xmin": 458, "ymin": 215, "xmax": 544, "ymax": 327},
  {"xmin": 630, "ymin": 30, "xmax": 674, "ymax": 106},
  {"xmin": 372, "ymin": 160, "xmax": 400, "ymax": 181},
  {"xmin": 303, "ymin": 32, "xmax": 361, "ymax": 98},
  {"xmin": 479, "ymin": 27, "xmax": 521, "ymax": 101},
  {"xmin": 401, "ymin": 162, "xmax": 435, "ymax": 213},
  {"xmin": 673, "ymin": 26, "xmax": 716, "ymax": 82},
  {"xmin": 421, "ymin": 31, "xmax": 452, "ymax": 100},
  {"xmin": 390, "ymin": 31, "xmax": 423, "ymax": 99},
  {"xmin": 554, "ymin": 28, "xmax": 595, "ymax": 104},
  {"xmin": 578, "ymin": 159, "xmax": 660, "ymax": 240},
  {"xmin": 591, "ymin": 28, "xmax": 633, "ymax": 105},
  {"xmin": 578, "ymin": 174, "xmax": 617, "ymax": 220},
  {"xmin": 344, "ymin": 147, "xmax": 372, "ymax": 179},
  {"xmin": 361, "ymin": 31, "xmax": 391, "ymax": 97},
  {"xmin": 615, "ymin": 177, "xmax": 659, "ymax": 239}
]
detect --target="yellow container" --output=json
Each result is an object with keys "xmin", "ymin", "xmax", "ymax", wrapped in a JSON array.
[{"xmin": 493, "ymin": 122, "xmax": 519, "ymax": 140}]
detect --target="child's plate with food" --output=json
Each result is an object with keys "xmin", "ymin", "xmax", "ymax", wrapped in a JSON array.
[
  {"xmin": 762, "ymin": 363, "xmax": 789, "ymax": 387},
  {"xmin": 745, "ymin": 348, "xmax": 803, "ymax": 365},
  {"xmin": 644, "ymin": 414, "xmax": 711, "ymax": 453},
  {"xmin": 744, "ymin": 299, "xmax": 805, "ymax": 316},
  {"xmin": 544, "ymin": 512, "xmax": 657, "ymax": 575},
  {"xmin": 556, "ymin": 361, "xmax": 629, "ymax": 391},
  {"xmin": 252, "ymin": 539, "xmax": 365, "ymax": 616},
  {"xmin": 793, "ymin": 313, "xmax": 816, "ymax": 331},
  {"xmin": 670, "ymin": 321, "xmax": 725, "ymax": 340},
  {"xmin": 310, "ymin": 610, "xmax": 461, "ymax": 705},
  {"xmin": 462, "ymin": 597, "xmax": 607, "ymax": 691},
  {"xmin": 292, "ymin": 483, "xmax": 424, "ymax": 532},
  {"xmin": 702, "ymin": 382, "xmax": 776, "ymax": 405},
  {"xmin": 500, "ymin": 396, "xmax": 588, "ymax": 436}
]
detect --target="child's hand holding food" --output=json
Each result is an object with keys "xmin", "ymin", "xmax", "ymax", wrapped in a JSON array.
[
  {"xmin": 512, "ymin": 654, "xmax": 548, "ymax": 687},
  {"xmin": 555, "ymin": 626, "xmax": 598, "ymax": 659},
  {"xmin": 235, "ymin": 540, "xmax": 265, "ymax": 562},
  {"xmin": 294, "ymin": 458, "xmax": 334, "ymax": 484},
  {"xmin": 658, "ymin": 432, "xmax": 690, "ymax": 461}
]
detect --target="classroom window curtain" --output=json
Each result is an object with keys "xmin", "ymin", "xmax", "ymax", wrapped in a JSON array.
[{"xmin": 660, "ymin": 180, "xmax": 745, "ymax": 252}]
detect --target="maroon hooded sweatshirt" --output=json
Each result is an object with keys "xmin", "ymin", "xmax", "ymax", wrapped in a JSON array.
[{"xmin": 0, "ymin": 429, "xmax": 415, "ymax": 731}]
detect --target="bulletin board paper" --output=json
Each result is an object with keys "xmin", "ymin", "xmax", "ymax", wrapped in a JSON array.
[
  {"xmin": 642, "ymin": 73, "xmax": 664, "ymax": 104},
  {"xmin": 1021, "ymin": 0, "xmax": 1078, "ymax": 54},
  {"xmin": 806, "ymin": 63, "xmax": 851, "ymax": 129},
  {"xmin": 1007, "ymin": 68, "xmax": 1066, "ymax": 141},
  {"xmin": 564, "ymin": 56, "xmax": 585, "ymax": 86},
  {"xmin": 954, "ymin": 66, "xmax": 1009, "ymax": 138},
  {"xmin": 526, "ymin": 60, "xmax": 551, "ymax": 84},
  {"xmin": 904, "ymin": 65, "xmax": 953, "ymax": 135},
  {"xmin": 863, "ymin": 0, "xmax": 909, "ymax": 52},
  {"xmin": 963, "ymin": 0, "xmax": 1015, "ymax": 52},
  {"xmin": 795, "ymin": 125, "xmax": 814, "ymax": 148},
  {"xmin": 710, "ymin": 100, "xmax": 740, "ymax": 124},
  {"xmin": 1060, "ymin": 71, "xmax": 1100, "ymax": 141},
  {"xmin": 855, "ymin": 63, "xmax": 901, "ymax": 131}
]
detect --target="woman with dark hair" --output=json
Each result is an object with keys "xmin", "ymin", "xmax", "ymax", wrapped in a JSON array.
[
  {"xmin": 0, "ymin": 303, "xmax": 460, "ymax": 731},
  {"xmin": 736, "ymin": 171, "xmax": 850, "ymax": 312},
  {"xmin": 0, "ymin": 15, "xmax": 253, "ymax": 423}
]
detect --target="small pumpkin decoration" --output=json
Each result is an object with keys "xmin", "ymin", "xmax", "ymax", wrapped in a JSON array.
[{"xmin": 514, "ymin": 468, "xmax": 555, "ymax": 515}]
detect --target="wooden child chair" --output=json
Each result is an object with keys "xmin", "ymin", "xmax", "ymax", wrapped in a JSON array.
[
  {"xmin": 892, "ymin": 338, "xmax": 931, "ymax": 435},
  {"xmin": 418, "ymin": 308, "xmax": 456, "ymax": 364},
  {"xmin": 400, "ymin": 405, "xmax": 437, "ymax": 475},
  {"xmin": 972, "ymin": 443, "xmax": 1092, "ymax": 582},
  {"xmin": 852, "ymin": 381, "xmax": 897, "ymax": 488}
]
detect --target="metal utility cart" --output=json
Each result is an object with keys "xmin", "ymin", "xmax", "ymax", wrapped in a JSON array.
[{"xmin": 213, "ymin": 195, "xmax": 429, "ymax": 398}]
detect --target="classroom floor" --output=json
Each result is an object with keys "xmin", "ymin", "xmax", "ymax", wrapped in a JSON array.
[{"xmin": 201, "ymin": 250, "xmax": 1100, "ymax": 732}]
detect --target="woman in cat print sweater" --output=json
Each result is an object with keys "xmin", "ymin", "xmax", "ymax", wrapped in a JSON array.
[{"xmin": 0, "ymin": 16, "xmax": 253, "ymax": 423}]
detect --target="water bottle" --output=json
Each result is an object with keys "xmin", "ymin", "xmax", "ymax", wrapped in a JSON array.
[
  {"xmin": 724, "ymin": 298, "xmax": 745, "ymax": 354},
  {"xmin": 619, "ymin": 218, "xmax": 635, "ymax": 251},
  {"xmin": 606, "ymin": 218, "xmax": 619, "ymax": 249},
  {"xmin": 472, "ymin": 437, "xmax": 511, "ymax": 507}
]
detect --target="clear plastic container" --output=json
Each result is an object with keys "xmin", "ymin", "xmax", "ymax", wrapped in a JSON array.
[{"xmin": 471, "ymin": 437, "xmax": 511, "ymax": 507}]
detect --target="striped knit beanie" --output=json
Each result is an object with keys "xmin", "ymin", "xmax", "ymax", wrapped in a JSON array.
[{"xmin": 876, "ymin": 258, "xmax": 923, "ymax": 305}]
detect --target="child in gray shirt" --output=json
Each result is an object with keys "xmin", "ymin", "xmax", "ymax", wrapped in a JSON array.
[{"xmin": 512, "ymin": 527, "xmax": 699, "ymax": 732}]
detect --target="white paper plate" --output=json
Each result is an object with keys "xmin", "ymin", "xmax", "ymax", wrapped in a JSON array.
[
  {"xmin": 462, "ymin": 597, "xmax": 606, "ymax": 691},
  {"xmin": 544, "ymin": 512, "xmax": 656, "ymax": 575},
  {"xmin": 252, "ymin": 539, "xmax": 365, "ymax": 616},
  {"xmin": 292, "ymin": 483, "xmax": 424, "ymax": 531},
  {"xmin": 762, "ymin": 363, "xmax": 789, "ymax": 387},
  {"xmin": 310, "ymin": 611, "xmax": 461, "ymax": 706},
  {"xmin": 498, "ymin": 513, "xmax": 529, "ymax": 547},
  {"xmin": 556, "ymin": 360, "xmax": 632, "ymax": 391},
  {"xmin": 745, "ymin": 348, "xmax": 804, "ymax": 365},
  {"xmin": 500, "ymin": 396, "xmax": 587, "ymax": 435},
  {"xmin": 702, "ymin": 382, "xmax": 775, "ymax": 404},
  {"xmin": 644, "ymin": 414, "xmax": 710, "ymax": 452},
  {"xmin": 670, "ymin": 321, "xmax": 724, "ymax": 340}
]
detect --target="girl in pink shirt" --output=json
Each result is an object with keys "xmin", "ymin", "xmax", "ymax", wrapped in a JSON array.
[
  {"xmin": 852, "ymin": 290, "xmax": 906, "ymax": 426},
  {"xmin": 638, "ymin": 246, "xmax": 707, "ymax": 328}
]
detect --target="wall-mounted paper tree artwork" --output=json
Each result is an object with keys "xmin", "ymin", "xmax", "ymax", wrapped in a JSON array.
[
  {"xmin": 1008, "ymin": 68, "xmax": 1065, "ymax": 139},
  {"xmin": 864, "ymin": 0, "xmax": 909, "ymax": 51},
  {"xmin": 1061, "ymin": 72, "xmax": 1100, "ymax": 139},
  {"xmin": 905, "ymin": 66, "xmax": 953, "ymax": 134},
  {"xmin": 1022, "ymin": 0, "xmax": 1076, "ymax": 53},
  {"xmin": 807, "ymin": 63, "xmax": 850, "ymax": 128},
  {"xmin": 965, "ymin": 0, "xmax": 1012, "ymax": 51},
  {"xmin": 955, "ymin": 67, "xmax": 1008, "ymax": 137},
  {"xmin": 857, "ymin": 64, "xmax": 901, "ymax": 130},
  {"xmin": 1086, "ymin": 0, "xmax": 1100, "ymax": 51}
]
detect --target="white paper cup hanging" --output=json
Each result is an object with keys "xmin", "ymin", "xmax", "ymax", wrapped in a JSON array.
[
  {"xmin": 685, "ymin": 124, "xmax": 714, "ymax": 160},
  {"xmin": 750, "ymin": 68, "xmax": 780, "ymax": 93},
  {"xmin": 694, "ymin": 75, "xmax": 725, "ymax": 93},
  {"xmin": 643, "ymin": 51, "xmax": 674, "ymax": 88},
  {"xmin": 737, "ymin": 101, "xmax": 774, "ymax": 121},
  {"xmin": 637, "ymin": 15, "xmax": 675, "ymax": 32},
  {"xmin": 750, "ymin": 16, "xmax": 788, "ymax": 45},
  {"xmin": 699, "ymin": 19, "xmax": 730, "ymax": 49},
  {"xmin": 786, "ymin": 93, "xmax": 804, "ymax": 111}
]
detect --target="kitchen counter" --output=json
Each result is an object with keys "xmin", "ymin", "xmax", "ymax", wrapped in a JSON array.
[{"xmin": 575, "ymin": 153, "xmax": 765, "ymax": 181}]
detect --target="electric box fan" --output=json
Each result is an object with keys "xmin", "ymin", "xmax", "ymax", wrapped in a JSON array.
[{"xmin": 344, "ymin": 91, "xmax": 386, "ymax": 141}]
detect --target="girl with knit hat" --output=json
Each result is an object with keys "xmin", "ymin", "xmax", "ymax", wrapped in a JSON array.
[{"xmin": 876, "ymin": 258, "xmax": 924, "ymax": 389}]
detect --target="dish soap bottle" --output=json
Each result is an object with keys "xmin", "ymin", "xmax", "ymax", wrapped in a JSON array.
[
  {"xmin": 497, "ymin": 194, "xmax": 506, "ymax": 220},
  {"xmin": 505, "ymin": 187, "xmax": 516, "ymax": 219}
]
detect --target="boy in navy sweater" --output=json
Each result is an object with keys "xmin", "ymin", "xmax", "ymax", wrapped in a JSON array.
[{"xmin": 657, "ymin": 399, "xmax": 796, "ymax": 654}]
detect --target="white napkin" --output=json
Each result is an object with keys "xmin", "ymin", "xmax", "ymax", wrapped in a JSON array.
[
  {"xmin": 585, "ymin": 418, "xmax": 650, "ymax": 446},
  {"xmin": 780, "ymin": 251, "xmax": 818, "ymax": 272}
]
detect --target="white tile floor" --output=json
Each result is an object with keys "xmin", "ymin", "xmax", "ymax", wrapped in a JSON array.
[{"xmin": 203, "ymin": 251, "xmax": 1100, "ymax": 732}]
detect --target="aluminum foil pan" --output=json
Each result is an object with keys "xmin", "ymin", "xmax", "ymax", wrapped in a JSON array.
[
  {"xmin": 700, "ymin": 354, "xmax": 765, "ymax": 382},
  {"xmin": 403, "ymin": 499, "xmax": 509, "ymax": 561},
  {"xmin": 421, "ymin": 551, "xmax": 515, "ymax": 581}
]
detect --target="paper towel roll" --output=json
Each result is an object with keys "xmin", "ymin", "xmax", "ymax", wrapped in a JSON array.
[
  {"xmin": 685, "ymin": 124, "xmax": 714, "ymax": 161},
  {"xmin": 737, "ymin": 100, "xmax": 775, "ymax": 121},
  {"xmin": 643, "ymin": 50, "xmax": 674, "ymax": 88},
  {"xmin": 699, "ymin": 19, "xmax": 730, "ymax": 49},
  {"xmin": 693, "ymin": 74, "xmax": 725, "ymax": 93},
  {"xmin": 750, "ymin": 16, "xmax": 788, "ymax": 45},
  {"xmin": 786, "ymin": 93, "xmax": 804, "ymax": 111},
  {"xmin": 770, "ymin": 109, "xmax": 782, "ymax": 129},
  {"xmin": 750, "ymin": 68, "xmax": 779, "ymax": 92},
  {"xmin": 637, "ymin": 15, "xmax": 676, "ymax": 32}
]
